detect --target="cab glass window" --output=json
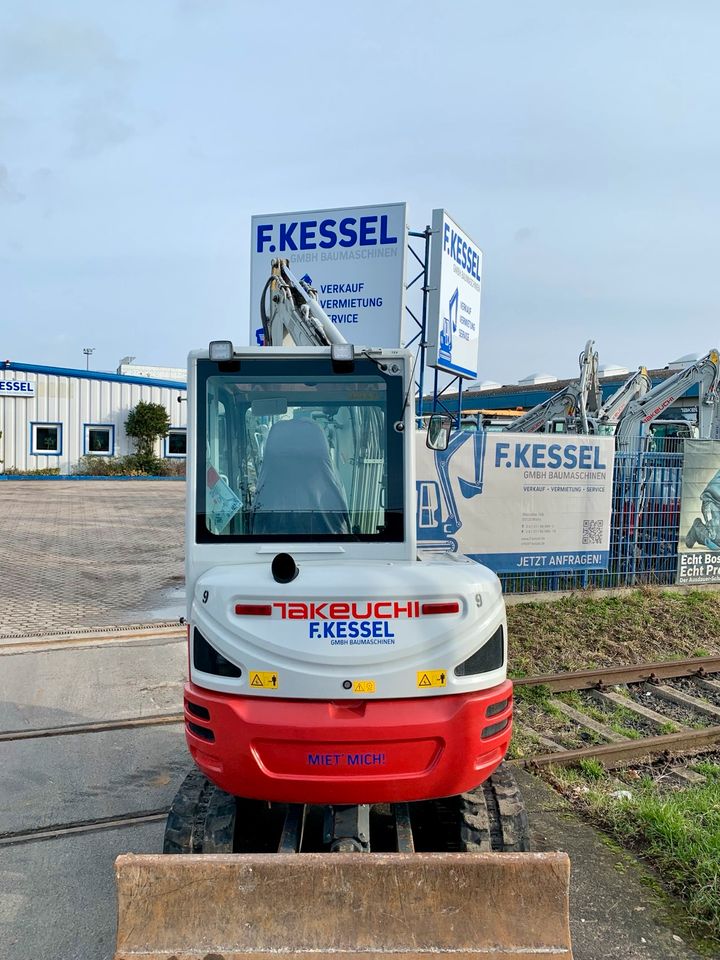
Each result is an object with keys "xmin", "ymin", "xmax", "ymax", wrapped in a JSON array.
[{"xmin": 195, "ymin": 358, "xmax": 403, "ymax": 542}]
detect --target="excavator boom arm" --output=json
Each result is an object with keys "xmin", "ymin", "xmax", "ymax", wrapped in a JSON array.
[
  {"xmin": 596, "ymin": 366, "xmax": 651, "ymax": 424},
  {"xmin": 504, "ymin": 340, "xmax": 600, "ymax": 434},
  {"xmin": 616, "ymin": 349, "xmax": 720, "ymax": 450},
  {"xmin": 261, "ymin": 259, "xmax": 347, "ymax": 347}
]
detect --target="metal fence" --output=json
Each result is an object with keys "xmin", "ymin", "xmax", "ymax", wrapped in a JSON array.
[{"xmin": 499, "ymin": 441, "xmax": 685, "ymax": 594}]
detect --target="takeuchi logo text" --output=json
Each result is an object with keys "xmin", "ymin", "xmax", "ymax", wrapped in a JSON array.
[{"xmin": 271, "ymin": 601, "xmax": 421, "ymax": 620}]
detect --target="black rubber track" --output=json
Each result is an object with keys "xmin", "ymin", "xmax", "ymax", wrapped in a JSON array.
[
  {"xmin": 163, "ymin": 762, "xmax": 531, "ymax": 853},
  {"xmin": 163, "ymin": 770, "xmax": 286, "ymax": 853},
  {"xmin": 163, "ymin": 769, "xmax": 235, "ymax": 854},
  {"xmin": 465, "ymin": 762, "xmax": 531, "ymax": 852},
  {"xmin": 413, "ymin": 762, "xmax": 532, "ymax": 853}
]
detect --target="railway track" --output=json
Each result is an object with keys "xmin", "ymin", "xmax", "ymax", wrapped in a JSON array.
[
  {"xmin": 513, "ymin": 655, "xmax": 720, "ymax": 770},
  {"xmin": 0, "ymin": 713, "xmax": 184, "ymax": 743},
  {"xmin": 4, "ymin": 653, "xmax": 719, "ymax": 846},
  {"xmin": 0, "ymin": 623, "xmax": 185, "ymax": 655},
  {"xmin": 0, "ymin": 810, "xmax": 170, "ymax": 848},
  {"xmin": 0, "ymin": 710, "xmax": 184, "ymax": 846}
]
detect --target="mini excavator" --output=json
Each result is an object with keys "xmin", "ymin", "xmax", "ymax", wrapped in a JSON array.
[{"xmin": 113, "ymin": 259, "xmax": 572, "ymax": 959}]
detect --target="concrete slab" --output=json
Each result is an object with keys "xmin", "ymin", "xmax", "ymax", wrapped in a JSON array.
[
  {"xmin": 0, "ymin": 822, "xmax": 165, "ymax": 960},
  {"xmin": 0, "ymin": 637, "xmax": 186, "ymax": 730},
  {"xmin": 515, "ymin": 767, "xmax": 706, "ymax": 960},
  {"xmin": 1, "ymin": 725, "xmax": 189, "ymax": 834}
]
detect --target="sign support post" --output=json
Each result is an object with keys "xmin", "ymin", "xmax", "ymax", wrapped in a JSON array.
[
  {"xmin": 404, "ymin": 220, "xmax": 467, "ymax": 430},
  {"xmin": 404, "ymin": 225, "xmax": 432, "ymax": 426}
]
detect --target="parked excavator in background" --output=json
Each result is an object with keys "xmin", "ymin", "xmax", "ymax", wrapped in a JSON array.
[
  {"xmin": 500, "ymin": 350, "xmax": 711, "ymax": 448},
  {"xmin": 113, "ymin": 258, "xmax": 573, "ymax": 959},
  {"xmin": 502, "ymin": 340, "xmax": 601, "ymax": 434},
  {"xmin": 593, "ymin": 366, "xmax": 652, "ymax": 433},
  {"xmin": 615, "ymin": 349, "xmax": 720, "ymax": 452}
]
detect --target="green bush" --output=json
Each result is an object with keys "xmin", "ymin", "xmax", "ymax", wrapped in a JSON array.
[
  {"xmin": 74, "ymin": 455, "xmax": 185, "ymax": 477},
  {"xmin": 2, "ymin": 466, "xmax": 61, "ymax": 476},
  {"xmin": 75, "ymin": 456, "xmax": 126, "ymax": 476},
  {"xmin": 162, "ymin": 458, "xmax": 186, "ymax": 477},
  {"xmin": 125, "ymin": 451, "xmax": 165, "ymax": 476},
  {"xmin": 125, "ymin": 401, "xmax": 171, "ymax": 459}
]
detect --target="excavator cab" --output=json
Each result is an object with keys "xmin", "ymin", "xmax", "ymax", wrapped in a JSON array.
[{"xmin": 113, "ymin": 268, "xmax": 573, "ymax": 959}]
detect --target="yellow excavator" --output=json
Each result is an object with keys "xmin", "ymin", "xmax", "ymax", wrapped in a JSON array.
[{"xmin": 113, "ymin": 260, "xmax": 572, "ymax": 958}]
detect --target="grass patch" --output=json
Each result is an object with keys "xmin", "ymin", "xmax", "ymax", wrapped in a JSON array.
[
  {"xmin": 577, "ymin": 757, "xmax": 605, "ymax": 780},
  {"xmin": 508, "ymin": 589, "xmax": 720, "ymax": 677},
  {"xmin": 512, "ymin": 683, "xmax": 552, "ymax": 706},
  {"xmin": 506, "ymin": 725, "xmax": 540, "ymax": 760},
  {"xmin": 549, "ymin": 762, "xmax": 720, "ymax": 945},
  {"xmin": 609, "ymin": 721, "xmax": 642, "ymax": 739},
  {"xmin": 691, "ymin": 761, "xmax": 720, "ymax": 778},
  {"xmin": 2, "ymin": 467, "xmax": 61, "ymax": 476}
]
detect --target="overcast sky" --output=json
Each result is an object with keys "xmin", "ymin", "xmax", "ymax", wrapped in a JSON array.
[{"xmin": 1, "ymin": 1, "xmax": 718, "ymax": 384}]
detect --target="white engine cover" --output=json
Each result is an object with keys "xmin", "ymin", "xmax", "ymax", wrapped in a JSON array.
[{"xmin": 190, "ymin": 554, "xmax": 506, "ymax": 700}]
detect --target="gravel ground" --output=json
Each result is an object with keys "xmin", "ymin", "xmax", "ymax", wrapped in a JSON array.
[
  {"xmin": 515, "ymin": 700, "xmax": 605, "ymax": 749},
  {"xmin": 577, "ymin": 689, "xmax": 659, "ymax": 736},
  {"xmin": 625, "ymin": 686, "xmax": 713, "ymax": 728},
  {"xmin": 667, "ymin": 676, "xmax": 720, "ymax": 708}
]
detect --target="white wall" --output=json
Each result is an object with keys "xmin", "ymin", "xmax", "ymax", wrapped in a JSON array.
[
  {"xmin": 118, "ymin": 363, "xmax": 187, "ymax": 380},
  {"xmin": 0, "ymin": 368, "xmax": 187, "ymax": 474}
]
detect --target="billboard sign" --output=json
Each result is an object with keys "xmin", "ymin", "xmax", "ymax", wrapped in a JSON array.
[
  {"xmin": 677, "ymin": 439, "xmax": 720, "ymax": 584},
  {"xmin": 426, "ymin": 209, "xmax": 482, "ymax": 379},
  {"xmin": 416, "ymin": 432, "xmax": 615, "ymax": 573},
  {"xmin": 249, "ymin": 202, "xmax": 407, "ymax": 348}
]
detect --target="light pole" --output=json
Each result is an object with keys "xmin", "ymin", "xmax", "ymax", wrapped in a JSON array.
[{"xmin": 83, "ymin": 347, "xmax": 95, "ymax": 370}]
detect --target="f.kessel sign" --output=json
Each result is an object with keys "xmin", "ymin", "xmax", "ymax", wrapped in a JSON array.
[
  {"xmin": 426, "ymin": 209, "xmax": 482, "ymax": 379},
  {"xmin": 0, "ymin": 380, "xmax": 35, "ymax": 396},
  {"xmin": 416, "ymin": 432, "xmax": 615, "ymax": 573},
  {"xmin": 250, "ymin": 202, "xmax": 406, "ymax": 348}
]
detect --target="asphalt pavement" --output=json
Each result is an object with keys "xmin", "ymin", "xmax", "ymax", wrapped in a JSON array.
[{"xmin": 0, "ymin": 633, "xmax": 188, "ymax": 960}]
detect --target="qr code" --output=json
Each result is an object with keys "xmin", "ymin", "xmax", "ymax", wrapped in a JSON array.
[{"xmin": 582, "ymin": 519, "xmax": 604, "ymax": 545}]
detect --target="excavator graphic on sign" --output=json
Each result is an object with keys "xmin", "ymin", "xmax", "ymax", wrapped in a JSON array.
[
  {"xmin": 438, "ymin": 287, "xmax": 459, "ymax": 365},
  {"xmin": 417, "ymin": 427, "xmax": 487, "ymax": 552}
]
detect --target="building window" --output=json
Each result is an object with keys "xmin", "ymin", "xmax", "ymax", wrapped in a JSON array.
[
  {"xmin": 165, "ymin": 428, "xmax": 187, "ymax": 457},
  {"xmin": 31, "ymin": 422, "xmax": 62, "ymax": 456},
  {"xmin": 84, "ymin": 424, "xmax": 115, "ymax": 456}
]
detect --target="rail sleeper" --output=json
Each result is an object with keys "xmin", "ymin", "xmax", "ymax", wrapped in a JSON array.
[
  {"xmin": 646, "ymin": 682, "xmax": 720, "ymax": 721},
  {"xmin": 550, "ymin": 698, "xmax": 629, "ymax": 742},
  {"xmin": 589, "ymin": 688, "xmax": 690, "ymax": 730}
]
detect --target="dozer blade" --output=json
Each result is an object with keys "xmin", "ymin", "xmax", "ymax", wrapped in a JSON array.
[{"xmin": 114, "ymin": 851, "xmax": 572, "ymax": 959}]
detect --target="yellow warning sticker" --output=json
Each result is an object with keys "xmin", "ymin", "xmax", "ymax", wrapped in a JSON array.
[
  {"xmin": 249, "ymin": 671, "xmax": 279, "ymax": 690},
  {"xmin": 353, "ymin": 680, "xmax": 376, "ymax": 694},
  {"xmin": 417, "ymin": 670, "xmax": 447, "ymax": 688}
]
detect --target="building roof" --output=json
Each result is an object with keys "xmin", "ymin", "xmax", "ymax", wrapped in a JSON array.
[
  {"xmin": 424, "ymin": 366, "xmax": 700, "ymax": 413},
  {"xmin": 1, "ymin": 361, "xmax": 187, "ymax": 390}
]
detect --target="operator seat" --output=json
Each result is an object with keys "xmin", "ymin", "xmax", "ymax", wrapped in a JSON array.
[{"xmin": 251, "ymin": 418, "xmax": 351, "ymax": 536}]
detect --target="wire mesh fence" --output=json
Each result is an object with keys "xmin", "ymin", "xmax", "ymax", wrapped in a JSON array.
[{"xmin": 499, "ymin": 440, "xmax": 685, "ymax": 595}]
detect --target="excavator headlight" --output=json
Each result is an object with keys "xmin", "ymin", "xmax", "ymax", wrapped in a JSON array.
[
  {"xmin": 331, "ymin": 343, "xmax": 354, "ymax": 363},
  {"xmin": 209, "ymin": 340, "xmax": 234, "ymax": 361}
]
